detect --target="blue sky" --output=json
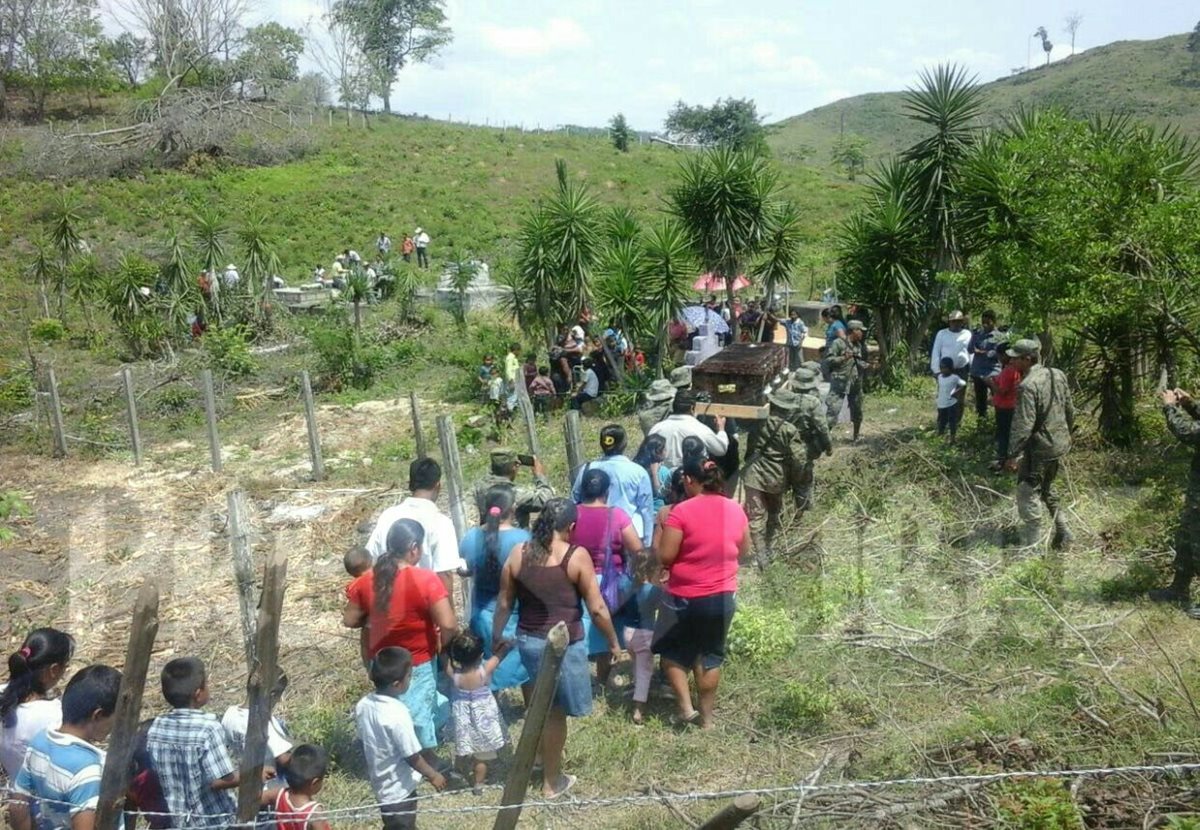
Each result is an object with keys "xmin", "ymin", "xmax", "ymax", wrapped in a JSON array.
[{"xmin": 262, "ymin": 0, "xmax": 1197, "ymax": 129}]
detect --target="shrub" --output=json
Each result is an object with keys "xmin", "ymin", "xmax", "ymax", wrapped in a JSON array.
[
  {"xmin": 30, "ymin": 318, "xmax": 66, "ymax": 342},
  {"xmin": 995, "ymin": 780, "xmax": 1083, "ymax": 829},
  {"xmin": 0, "ymin": 491, "xmax": 31, "ymax": 542},
  {"xmin": 152, "ymin": 386, "xmax": 194, "ymax": 415},
  {"xmin": 0, "ymin": 368, "xmax": 34, "ymax": 414},
  {"xmin": 727, "ymin": 603, "xmax": 798, "ymax": 664},
  {"xmin": 1097, "ymin": 560, "xmax": 1162, "ymax": 602},
  {"xmin": 203, "ymin": 326, "xmax": 259, "ymax": 379},
  {"xmin": 758, "ymin": 681, "xmax": 833, "ymax": 732},
  {"xmin": 309, "ymin": 320, "xmax": 386, "ymax": 391}
]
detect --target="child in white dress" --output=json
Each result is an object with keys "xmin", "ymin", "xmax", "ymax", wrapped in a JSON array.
[{"xmin": 447, "ymin": 630, "xmax": 510, "ymax": 794}]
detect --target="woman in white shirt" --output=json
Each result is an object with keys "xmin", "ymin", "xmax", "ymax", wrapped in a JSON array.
[{"xmin": 0, "ymin": 628, "xmax": 74, "ymax": 777}]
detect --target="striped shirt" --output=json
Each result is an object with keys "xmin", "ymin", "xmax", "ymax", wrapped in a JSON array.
[
  {"xmin": 13, "ymin": 729, "xmax": 110, "ymax": 830},
  {"xmin": 145, "ymin": 709, "xmax": 236, "ymax": 827}
]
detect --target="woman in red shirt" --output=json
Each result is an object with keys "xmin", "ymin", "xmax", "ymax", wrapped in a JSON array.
[
  {"xmin": 653, "ymin": 459, "xmax": 749, "ymax": 729},
  {"xmin": 988, "ymin": 348, "xmax": 1022, "ymax": 471},
  {"xmin": 343, "ymin": 518, "xmax": 456, "ymax": 754}
]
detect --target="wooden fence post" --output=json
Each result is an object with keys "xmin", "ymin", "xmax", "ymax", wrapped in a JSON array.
[
  {"xmin": 409, "ymin": 391, "xmax": 427, "ymax": 459},
  {"xmin": 564, "ymin": 410, "xmax": 585, "ymax": 485},
  {"xmin": 122, "ymin": 368, "xmax": 143, "ymax": 466},
  {"xmin": 47, "ymin": 368, "xmax": 67, "ymax": 458},
  {"xmin": 515, "ymin": 382, "xmax": 540, "ymax": 458},
  {"xmin": 201, "ymin": 369, "xmax": 222, "ymax": 472},
  {"xmin": 228, "ymin": 490, "xmax": 257, "ymax": 668},
  {"xmin": 94, "ymin": 581, "xmax": 160, "ymax": 830},
  {"xmin": 300, "ymin": 371, "xmax": 325, "ymax": 481},
  {"xmin": 436, "ymin": 414, "xmax": 471, "ymax": 614},
  {"xmin": 237, "ymin": 547, "xmax": 288, "ymax": 825},
  {"xmin": 697, "ymin": 794, "xmax": 763, "ymax": 830},
  {"xmin": 493, "ymin": 622, "xmax": 568, "ymax": 830}
]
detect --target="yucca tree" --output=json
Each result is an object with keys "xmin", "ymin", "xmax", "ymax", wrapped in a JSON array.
[
  {"xmin": 239, "ymin": 216, "xmax": 284, "ymax": 328},
  {"xmin": 191, "ymin": 206, "xmax": 229, "ymax": 323},
  {"xmin": 668, "ymin": 147, "xmax": 782, "ymax": 341},
  {"xmin": 642, "ymin": 218, "xmax": 698, "ymax": 371},
  {"xmin": 752, "ymin": 200, "xmax": 805, "ymax": 329},
  {"xmin": 604, "ymin": 206, "xmax": 641, "ymax": 245},
  {"xmin": 545, "ymin": 159, "xmax": 603, "ymax": 320},
  {"xmin": 901, "ymin": 64, "xmax": 983, "ymax": 276},
  {"xmin": 47, "ymin": 192, "xmax": 84, "ymax": 321},
  {"xmin": 160, "ymin": 227, "xmax": 193, "ymax": 296},
  {"xmin": 29, "ymin": 238, "xmax": 55, "ymax": 318},
  {"xmin": 514, "ymin": 160, "xmax": 604, "ymax": 346},
  {"xmin": 836, "ymin": 179, "xmax": 927, "ymax": 376},
  {"xmin": 65, "ymin": 255, "xmax": 105, "ymax": 336},
  {"xmin": 593, "ymin": 239, "xmax": 650, "ymax": 343},
  {"xmin": 344, "ymin": 268, "xmax": 372, "ymax": 339}
]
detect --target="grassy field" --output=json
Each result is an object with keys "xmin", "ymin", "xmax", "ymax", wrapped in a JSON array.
[
  {"xmin": 3, "ymin": 298, "xmax": 1200, "ymax": 828},
  {"xmin": 771, "ymin": 33, "xmax": 1200, "ymax": 169}
]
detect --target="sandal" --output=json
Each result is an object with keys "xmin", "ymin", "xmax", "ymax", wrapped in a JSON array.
[
  {"xmin": 544, "ymin": 774, "xmax": 577, "ymax": 800},
  {"xmin": 673, "ymin": 710, "xmax": 701, "ymax": 728}
]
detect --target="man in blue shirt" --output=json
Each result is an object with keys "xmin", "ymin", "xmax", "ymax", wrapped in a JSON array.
[
  {"xmin": 11, "ymin": 665, "xmax": 122, "ymax": 830},
  {"xmin": 782, "ymin": 308, "xmax": 809, "ymax": 371},
  {"xmin": 572, "ymin": 424, "xmax": 654, "ymax": 547},
  {"xmin": 968, "ymin": 310, "xmax": 1001, "ymax": 422}
]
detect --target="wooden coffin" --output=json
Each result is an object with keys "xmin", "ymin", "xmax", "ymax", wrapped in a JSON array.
[{"xmin": 692, "ymin": 343, "xmax": 787, "ymax": 409}]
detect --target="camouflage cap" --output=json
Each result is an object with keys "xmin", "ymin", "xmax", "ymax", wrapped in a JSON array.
[
  {"xmin": 645, "ymin": 379, "xmax": 677, "ymax": 402},
  {"xmin": 847, "ymin": 320, "xmax": 865, "ymax": 332},
  {"xmin": 669, "ymin": 366, "xmax": 693, "ymax": 388},
  {"xmin": 790, "ymin": 368, "xmax": 819, "ymax": 392},
  {"xmin": 768, "ymin": 389, "xmax": 803, "ymax": 411},
  {"xmin": 1006, "ymin": 338, "xmax": 1041, "ymax": 358},
  {"xmin": 490, "ymin": 448, "xmax": 517, "ymax": 466}
]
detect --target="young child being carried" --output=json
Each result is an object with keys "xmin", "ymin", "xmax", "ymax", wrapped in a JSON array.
[
  {"xmin": 355, "ymin": 648, "xmax": 446, "ymax": 830},
  {"xmin": 625, "ymin": 552, "xmax": 664, "ymax": 727},
  {"xmin": 935, "ymin": 357, "xmax": 967, "ymax": 444},
  {"xmin": 344, "ymin": 546, "xmax": 373, "ymax": 665},
  {"xmin": 446, "ymin": 630, "xmax": 511, "ymax": 795},
  {"xmin": 271, "ymin": 744, "xmax": 332, "ymax": 830}
]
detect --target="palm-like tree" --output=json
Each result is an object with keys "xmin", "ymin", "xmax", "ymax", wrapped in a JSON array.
[
  {"xmin": 29, "ymin": 238, "xmax": 55, "ymax": 319},
  {"xmin": 48, "ymin": 192, "xmax": 84, "ymax": 321},
  {"xmin": 191, "ymin": 206, "xmax": 228, "ymax": 322},
  {"xmin": 604, "ymin": 206, "xmax": 641, "ymax": 245},
  {"xmin": 836, "ymin": 167, "xmax": 926, "ymax": 375},
  {"xmin": 668, "ymin": 147, "xmax": 783, "ymax": 341},
  {"xmin": 752, "ymin": 199, "xmax": 805, "ymax": 322},
  {"xmin": 344, "ymin": 268, "xmax": 372, "ymax": 339},
  {"xmin": 642, "ymin": 218, "xmax": 698, "ymax": 371},
  {"xmin": 514, "ymin": 160, "xmax": 604, "ymax": 346},
  {"xmin": 160, "ymin": 227, "xmax": 192, "ymax": 296},
  {"xmin": 593, "ymin": 239, "xmax": 650, "ymax": 344},
  {"xmin": 901, "ymin": 64, "xmax": 983, "ymax": 275}
]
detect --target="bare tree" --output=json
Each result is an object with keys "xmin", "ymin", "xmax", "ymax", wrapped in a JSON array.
[
  {"xmin": 0, "ymin": 0, "xmax": 41, "ymax": 117},
  {"xmin": 309, "ymin": 0, "xmax": 367, "ymax": 124},
  {"xmin": 111, "ymin": 0, "xmax": 247, "ymax": 92},
  {"xmin": 1063, "ymin": 12, "xmax": 1083, "ymax": 55}
]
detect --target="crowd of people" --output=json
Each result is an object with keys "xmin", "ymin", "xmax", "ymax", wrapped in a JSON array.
[{"xmin": 7, "ymin": 294, "xmax": 1200, "ymax": 830}]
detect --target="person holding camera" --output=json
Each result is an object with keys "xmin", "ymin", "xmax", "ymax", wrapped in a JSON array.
[{"xmin": 471, "ymin": 449, "xmax": 555, "ymax": 528}]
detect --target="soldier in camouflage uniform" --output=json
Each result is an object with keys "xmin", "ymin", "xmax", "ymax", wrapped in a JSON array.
[
  {"xmin": 637, "ymin": 379, "xmax": 676, "ymax": 437},
  {"xmin": 741, "ymin": 389, "xmax": 809, "ymax": 570},
  {"xmin": 1003, "ymin": 340, "xmax": 1075, "ymax": 549},
  {"xmin": 471, "ymin": 449, "xmax": 555, "ymax": 528},
  {"xmin": 1148, "ymin": 388, "xmax": 1200, "ymax": 615},
  {"xmin": 786, "ymin": 368, "xmax": 833, "ymax": 512},
  {"xmin": 825, "ymin": 319, "xmax": 867, "ymax": 441}
]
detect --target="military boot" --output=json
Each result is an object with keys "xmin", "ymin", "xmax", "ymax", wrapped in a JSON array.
[
  {"xmin": 1149, "ymin": 573, "xmax": 1191, "ymax": 606},
  {"xmin": 1050, "ymin": 515, "xmax": 1073, "ymax": 551},
  {"xmin": 1018, "ymin": 520, "xmax": 1042, "ymax": 549}
]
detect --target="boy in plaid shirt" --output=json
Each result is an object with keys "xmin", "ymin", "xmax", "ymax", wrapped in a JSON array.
[{"xmin": 145, "ymin": 658, "xmax": 239, "ymax": 828}]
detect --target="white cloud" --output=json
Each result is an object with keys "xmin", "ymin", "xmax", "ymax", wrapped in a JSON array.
[
  {"xmin": 747, "ymin": 41, "xmax": 824, "ymax": 85},
  {"xmin": 479, "ymin": 17, "xmax": 589, "ymax": 58}
]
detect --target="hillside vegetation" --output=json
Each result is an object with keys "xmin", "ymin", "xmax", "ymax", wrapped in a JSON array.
[
  {"xmin": 771, "ymin": 33, "xmax": 1200, "ymax": 165},
  {"xmin": 0, "ymin": 117, "xmax": 858, "ymax": 292}
]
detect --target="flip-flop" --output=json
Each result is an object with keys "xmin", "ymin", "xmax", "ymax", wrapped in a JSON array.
[
  {"xmin": 544, "ymin": 774, "xmax": 577, "ymax": 800},
  {"xmin": 673, "ymin": 710, "xmax": 701, "ymax": 728}
]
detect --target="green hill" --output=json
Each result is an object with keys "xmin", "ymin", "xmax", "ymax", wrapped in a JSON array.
[
  {"xmin": 0, "ymin": 117, "xmax": 858, "ymax": 289},
  {"xmin": 771, "ymin": 33, "xmax": 1200, "ymax": 166}
]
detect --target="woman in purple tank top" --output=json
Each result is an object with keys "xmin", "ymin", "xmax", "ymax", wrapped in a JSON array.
[{"xmin": 492, "ymin": 499, "xmax": 619, "ymax": 800}]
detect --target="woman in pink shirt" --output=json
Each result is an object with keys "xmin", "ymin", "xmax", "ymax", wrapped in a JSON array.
[{"xmin": 653, "ymin": 459, "xmax": 749, "ymax": 728}]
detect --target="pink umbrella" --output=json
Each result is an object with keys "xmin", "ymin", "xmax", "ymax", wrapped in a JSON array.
[{"xmin": 693, "ymin": 272, "xmax": 751, "ymax": 293}]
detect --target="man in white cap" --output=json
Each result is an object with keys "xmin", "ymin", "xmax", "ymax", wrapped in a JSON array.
[
  {"xmin": 414, "ymin": 227, "xmax": 431, "ymax": 269},
  {"xmin": 930, "ymin": 310, "xmax": 972, "ymax": 380},
  {"xmin": 222, "ymin": 263, "xmax": 240, "ymax": 288}
]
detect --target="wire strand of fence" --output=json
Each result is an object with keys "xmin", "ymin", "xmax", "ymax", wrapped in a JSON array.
[{"xmin": 4, "ymin": 760, "xmax": 1200, "ymax": 828}]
